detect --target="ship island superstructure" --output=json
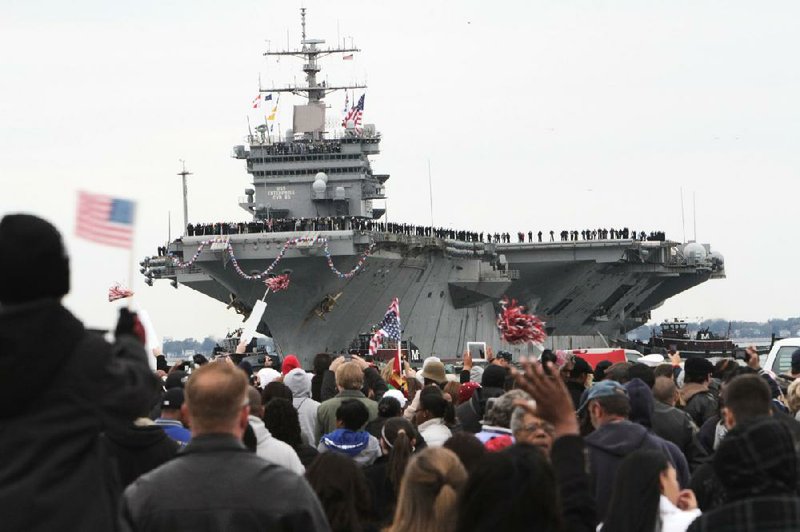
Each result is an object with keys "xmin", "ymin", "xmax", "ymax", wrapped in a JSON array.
[{"xmin": 142, "ymin": 11, "xmax": 726, "ymax": 364}]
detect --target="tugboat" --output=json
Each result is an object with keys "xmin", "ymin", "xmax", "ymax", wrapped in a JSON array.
[{"xmin": 648, "ymin": 319, "xmax": 737, "ymax": 357}]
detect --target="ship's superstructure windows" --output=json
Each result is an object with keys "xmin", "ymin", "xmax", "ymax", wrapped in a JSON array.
[
  {"xmin": 247, "ymin": 153, "xmax": 363, "ymax": 164},
  {"xmin": 252, "ymin": 166, "xmax": 365, "ymax": 177}
]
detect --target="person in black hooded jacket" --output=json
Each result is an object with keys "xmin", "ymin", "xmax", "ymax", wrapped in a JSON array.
[
  {"xmin": 104, "ymin": 418, "xmax": 179, "ymax": 488},
  {"xmin": 456, "ymin": 365, "xmax": 508, "ymax": 433},
  {"xmin": 0, "ymin": 214, "xmax": 159, "ymax": 532}
]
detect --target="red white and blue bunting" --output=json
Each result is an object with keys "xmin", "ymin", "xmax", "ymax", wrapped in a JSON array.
[{"xmin": 168, "ymin": 236, "xmax": 374, "ymax": 281}]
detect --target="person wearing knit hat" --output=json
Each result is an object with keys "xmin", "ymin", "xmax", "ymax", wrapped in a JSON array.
[
  {"xmin": 0, "ymin": 214, "xmax": 159, "ymax": 530},
  {"xmin": 0, "ymin": 214, "xmax": 70, "ymax": 304},
  {"xmin": 481, "ymin": 364, "xmax": 508, "ymax": 389},
  {"xmin": 458, "ymin": 381, "xmax": 481, "ymax": 404},
  {"xmin": 687, "ymin": 418, "xmax": 800, "ymax": 531},
  {"xmin": 281, "ymin": 354, "xmax": 302, "ymax": 376}
]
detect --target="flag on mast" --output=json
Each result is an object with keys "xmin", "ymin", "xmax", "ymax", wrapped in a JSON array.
[
  {"xmin": 252, "ymin": 93, "xmax": 273, "ymax": 109},
  {"xmin": 267, "ymin": 94, "xmax": 280, "ymax": 125}
]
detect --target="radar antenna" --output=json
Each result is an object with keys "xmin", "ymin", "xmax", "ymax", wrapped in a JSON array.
[{"xmin": 262, "ymin": 8, "xmax": 366, "ymax": 104}]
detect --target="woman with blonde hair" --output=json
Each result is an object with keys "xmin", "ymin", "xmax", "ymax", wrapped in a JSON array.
[{"xmin": 387, "ymin": 447, "xmax": 467, "ymax": 532}]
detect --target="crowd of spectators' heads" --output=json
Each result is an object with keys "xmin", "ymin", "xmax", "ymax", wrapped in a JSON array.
[{"xmin": 3, "ymin": 212, "xmax": 800, "ymax": 532}]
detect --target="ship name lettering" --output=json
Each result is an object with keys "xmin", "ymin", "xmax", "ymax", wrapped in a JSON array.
[{"xmin": 267, "ymin": 186, "xmax": 296, "ymax": 201}]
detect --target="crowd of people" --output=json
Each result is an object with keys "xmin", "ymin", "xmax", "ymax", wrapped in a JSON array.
[
  {"xmin": 3, "ymin": 213, "xmax": 799, "ymax": 531},
  {"xmin": 185, "ymin": 217, "xmax": 666, "ymax": 246}
]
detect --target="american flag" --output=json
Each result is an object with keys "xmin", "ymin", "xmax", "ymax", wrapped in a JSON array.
[
  {"xmin": 342, "ymin": 94, "xmax": 365, "ymax": 129},
  {"xmin": 76, "ymin": 191, "xmax": 135, "ymax": 248},
  {"xmin": 368, "ymin": 297, "xmax": 401, "ymax": 366}
]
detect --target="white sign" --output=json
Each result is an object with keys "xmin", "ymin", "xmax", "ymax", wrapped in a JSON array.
[
  {"xmin": 241, "ymin": 300, "xmax": 268, "ymax": 345},
  {"xmin": 267, "ymin": 186, "xmax": 296, "ymax": 201}
]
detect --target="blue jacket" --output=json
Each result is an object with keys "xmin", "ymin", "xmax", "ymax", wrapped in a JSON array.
[
  {"xmin": 318, "ymin": 429, "xmax": 381, "ymax": 466},
  {"xmin": 155, "ymin": 419, "xmax": 192, "ymax": 446}
]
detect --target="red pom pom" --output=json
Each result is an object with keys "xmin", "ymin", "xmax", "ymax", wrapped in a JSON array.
[
  {"xmin": 496, "ymin": 296, "xmax": 546, "ymax": 345},
  {"xmin": 265, "ymin": 274, "xmax": 291, "ymax": 292},
  {"xmin": 108, "ymin": 284, "xmax": 134, "ymax": 302}
]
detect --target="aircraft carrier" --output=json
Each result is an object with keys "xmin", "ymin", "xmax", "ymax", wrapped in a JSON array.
[{"xmin": 142, "ymin": 10, "xmax": 726, "ymax": 364}]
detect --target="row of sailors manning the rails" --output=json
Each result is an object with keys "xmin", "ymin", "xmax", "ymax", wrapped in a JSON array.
[{"xmin": 184, "ymin": 219, "xmax": 666, "ymax": 243}]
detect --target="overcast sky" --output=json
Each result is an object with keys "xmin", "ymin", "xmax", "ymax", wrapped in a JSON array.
[{"xmin": 2, "ymin": 0, "xmax": 799, "ymax": 339}]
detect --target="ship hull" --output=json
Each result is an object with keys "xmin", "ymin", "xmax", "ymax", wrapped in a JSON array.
[{"xmin": 156, "ymin": 231, "xmax": 724, "ymax": 365}]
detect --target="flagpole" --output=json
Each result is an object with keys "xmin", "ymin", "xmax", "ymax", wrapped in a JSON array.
[
  {"xmin": 127, "ymin": 203, "xmax": 137, "ymax": 309},
  {"xmin": 396, "ymin": 299, "xmax": 402, "ymax": 375}
]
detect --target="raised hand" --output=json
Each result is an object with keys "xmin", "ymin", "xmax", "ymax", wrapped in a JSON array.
[{"xmin": 514, "ymin": 358, "xmax": 579, "ymax": 438}]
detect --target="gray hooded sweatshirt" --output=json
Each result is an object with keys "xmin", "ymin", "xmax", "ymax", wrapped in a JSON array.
[{"xmin": 284, "ymin": 368, "xmax": 320, "ymax": 446}]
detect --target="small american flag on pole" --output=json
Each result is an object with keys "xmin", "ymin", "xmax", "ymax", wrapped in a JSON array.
[
  {"xmin": 76, "ymin": 191, "xmax": 135, "ymax": 248},
  {"xmin": 368, "ymin": 297, "xmax": 401, "ymax": 368}
]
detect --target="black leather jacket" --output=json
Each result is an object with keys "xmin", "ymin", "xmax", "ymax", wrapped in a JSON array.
[{"xmin": 120, "ymin": 434, "xmax": 331, "ymax": 532}]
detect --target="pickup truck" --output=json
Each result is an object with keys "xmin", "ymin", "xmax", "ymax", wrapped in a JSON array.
[{"xmin": 763, "ymin": 338, "xmax": 800, "ymax": 376}]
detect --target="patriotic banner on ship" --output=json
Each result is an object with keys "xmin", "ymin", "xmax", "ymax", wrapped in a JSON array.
[
  {"xmin": 342, "ymin": 94, "xmax": 365, "ymax": 130},
  {"xmin": 75, "ymin": 191, "xmax": 135, "ymax": 248}
]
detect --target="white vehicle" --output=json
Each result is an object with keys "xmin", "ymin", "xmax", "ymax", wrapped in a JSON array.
[{"xmin": 763, "ymin": 338, "xmax": 800, "ymax": 375}]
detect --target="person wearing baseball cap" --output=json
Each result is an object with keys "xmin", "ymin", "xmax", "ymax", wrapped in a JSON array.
[
  {"xmin": 155, "ymin": 388, "xmax": 192, "ymax": 446},
  {"xmin": 582, "ymin": 379, "xmax": 689, "ymax": 520},
  {"xmin": 492, "ymin": 350, "xmax": 513, "ymax": 368}
]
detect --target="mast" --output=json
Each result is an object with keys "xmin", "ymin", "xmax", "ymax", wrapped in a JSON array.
[
  {"xmin": 178, "ymin": 160, "xmax": 192, "ymax": 236},
  {"xmin": 261, "ymin": 9, "xmax": 366, "ymax": 106}
]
